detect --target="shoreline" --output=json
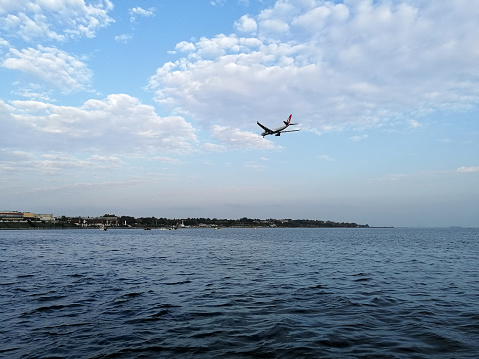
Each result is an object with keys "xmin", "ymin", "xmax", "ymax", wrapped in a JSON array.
[
  {"xmin": 3, "ymin": 226, "xmax": 476, "ymax": 231},
  {"xmin": 0, "ymin": 225, "xmax": 393, "ymax": 230}
]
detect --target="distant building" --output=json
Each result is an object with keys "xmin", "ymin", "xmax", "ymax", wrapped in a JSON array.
[
  {"xmin": 23, "ymin": 212, "xmax": 54, "ymax": 222},
  {"xmin": 0, "ymin": 211, "xmax": 55, "ymax": 222},
  {"xmin": 70, "ymin": 215, "xmax": 119, "ymax": 228},
  {"xmin": 0, "ymin": 211, "xmax": 23, "ymax": 221},
  {"xmin": 38, "ymin": 214, "xmax": 54, "ymax": 222},
  {"xmin": 102, "ymin": 215, "xmax": 119, "ymax": 227}
]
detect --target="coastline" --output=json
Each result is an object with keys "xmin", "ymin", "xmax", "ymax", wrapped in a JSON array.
[{"xmin": 0, "ymin": 225, "xmax": 391, "ymax": 230}]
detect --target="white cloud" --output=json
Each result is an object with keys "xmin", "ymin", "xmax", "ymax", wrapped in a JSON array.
[
  {"xmin": 211, "ymin": 125, "xmax": 278, "ymax": 150},
  {"xmin": 0, "ymin": 149, "xmax": 123, "ymax": 177},
  {"xmin": 203, "ymin": 143, "xmax": 226, "ymax": 152},
  {"xmin": 175, "ymin": 41, "xmax": 196, "ymax": 53},
  {"xmin": 349, "ymin": 134, "xmax": 368, "ymax": 142},
  {"xmin": 88, "ymin": 155, "xmax": 123, "ymax": 164},
  {"xmin": 0, "ymin": 0, "xmax": 114, "ymax": 41},
  {"xmin": 318, "ymin": 154, "xmax": 333, "ymax": 161},
  {"xmin": 0, "ymin": 148, "xmax": 34, "ymax": 162},
  {"xmin": 457, "ymin": 166, "xmax": 479, "ymax": 173},
  {"xmin": 129, "ymin": 7, "xmax": 155, "ymax": 22},
  {"xmin": 115, "ymin": 34, "xmax": 133, "ymax": 43},
  {"xmin": 194, "ymin": 34, "xmax": 244, "ymax": 58},
  {"xmin": 11, "ymin": 83, "xmax": 54, "ymax": 102},
  {"xmin": 235, "ymin": 15, "xmax": 257, "ymax": 33},
  {"xmin": 21, "ymin": 179, "xmax": 153, "ymax": 196},
  {"xmin": 244, "ymin": 162, "xmax": 265, "ymax": 170},
  {"xmin": 148, "ymin": 1, "xmax": 479, "ymax": 137},
  {"xmin": 38, "ymin": 153, "xmax": 122, "ymax": 173},
  {"xmin": 292, "ymin": 3, "xmax": 349, "ymax": 32},
  {"xmin": 0, "ymin": 37, "xmax": 8, "ymax": 47},
  {"xmin": 374, "ymin": 167, "xmax": 479, "ymax": 182},
  {"xmin": 5, "ymin": 94, "xmax": 198, "ymax": 154},
  {"xmin": 153, "ymin": 156, "xmax": 183, "ymax": 164},
  {"xmin": 260, "ymin": 19, "xmax": 289, "ymax": 35},
  {"xmin": 408, "ymin": 120, "xmax": 420, "ymax": 128},
  {"xmin": 210, "ymin": 0, "xmax": 225, "ymax": 6},
  {"xmin": 2, "ymin": 46, "xmax": 92, "ymax": 92}
]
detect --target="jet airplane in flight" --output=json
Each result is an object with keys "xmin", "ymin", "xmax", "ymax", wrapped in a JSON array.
[{"xmin": 257, "ymin": 114, "xmax": 300, "ymax": 137}]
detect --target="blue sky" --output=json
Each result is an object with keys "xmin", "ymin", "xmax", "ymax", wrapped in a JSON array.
[{"xmin": 1, "ymin": 0, "xmax": 478, "ymax": 227}]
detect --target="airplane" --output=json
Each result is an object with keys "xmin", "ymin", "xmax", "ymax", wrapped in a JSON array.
[{"xmin": 257, "ymin": 114, "xmax": 300, "ymax": 137}]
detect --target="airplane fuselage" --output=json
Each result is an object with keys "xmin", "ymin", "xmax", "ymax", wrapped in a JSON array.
[
  {"xmin": 262, "ymin": 123, "xmax": 289, "ymax": 137},
  {"xmin": 257, "ymin": 114, "xmax": 299, "ymax": 137}
]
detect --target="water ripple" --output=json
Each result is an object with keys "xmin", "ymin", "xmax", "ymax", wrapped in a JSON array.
[{"xmin": 1, "ymin": 228, "xmax": 478, "ymax": 358}]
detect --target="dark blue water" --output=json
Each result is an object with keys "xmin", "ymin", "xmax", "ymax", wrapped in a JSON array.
[{"xmin": 1, "ymin": 228, "xmax": 478, "ymax": 358}]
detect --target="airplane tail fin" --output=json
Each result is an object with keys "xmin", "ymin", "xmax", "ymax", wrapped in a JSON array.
[
  {"xmin": 284, "ymin": 114, "xmax": 298, "ymax": 126},
  {"xmin": 284, "ymin": 114, "xmax": 292, "ymax": 125}
]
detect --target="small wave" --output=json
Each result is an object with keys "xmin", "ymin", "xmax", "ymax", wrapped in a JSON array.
[
  {"xmin": 36, "ymin": 295, "xmax": 68, "ymax": 302},
  {"xmin": 317, "ymin": 337, "xmax": 353, "ymax": 349},
  {"xmin": 65, "ymin": 273, "xmax": 84, "ymax": 277},
  {"xmin": 190, "ymin": 311, "xmax": 225, "ymax": 318},
  {"xmin": 0, "ymin": 347, "xmax": 20, "ymax": 354},
  {"xmin": 21, "ymin": 303, "xmax": 82, "ymax": 317},
  {"xmin": 122, "ymin": 292, "xmax": 143, "ymax": 298},
  {"xmin": 17, "ymin": 274, "xmax": 34, "ymax": 278},
  {"xmin": 125, "ymin": 310, "xmax": 171, "ymax": 324},
  {"xmin": 370, "ymin": 296, "xmax": 400, "ymax": 306},
  {"xmin": 114, "ymin": 292, "xmax": 144, "ymax": 304},
  {"xmin": 163, "ymin": 279, "xmax": 192, "ymax": 285},
  {"xmin": 190, "ymin": 329, "xmax": 224, "ymax": 339}
]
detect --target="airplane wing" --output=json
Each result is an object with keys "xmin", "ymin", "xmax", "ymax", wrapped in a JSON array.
[
  {"xmin": 281, "ymin": 129, "xmax": 301, "ymax": 133},
  {"xmin": 257, "ymin": 121, "xmax": 272, "ymax": 132}
]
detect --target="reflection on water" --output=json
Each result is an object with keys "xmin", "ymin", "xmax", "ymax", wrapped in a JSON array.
[{"xmin": 1, "ymin": 228, "xmax": 478, "ymax": 358}]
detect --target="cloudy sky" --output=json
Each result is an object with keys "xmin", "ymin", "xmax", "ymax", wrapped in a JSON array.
[{"xmin": 1, "ymin": 0, "xmax": 478, "ymax": 227}]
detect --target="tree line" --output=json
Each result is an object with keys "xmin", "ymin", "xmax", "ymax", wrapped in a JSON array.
[
  {"xmin": 0, "ymin": 215, "xmax": 369, "ymax": 229},
  {"xmin": 114, "ymin": 216, "xmax": 369, "ymax": 228}
]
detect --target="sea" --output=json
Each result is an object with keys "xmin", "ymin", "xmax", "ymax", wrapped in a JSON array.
[{"xmin": 1, "ymin": 227, "xmax": 478, "ymax": 358}]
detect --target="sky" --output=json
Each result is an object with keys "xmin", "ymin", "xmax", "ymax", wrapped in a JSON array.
[{"xmin": 1, "ymin": 0, "xmax": 478, "ymax": 227}]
